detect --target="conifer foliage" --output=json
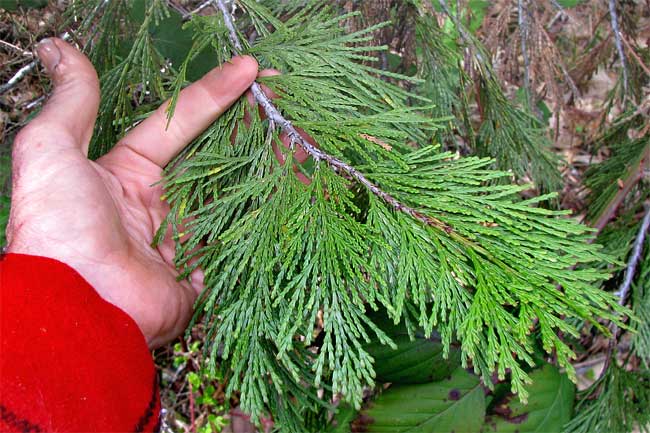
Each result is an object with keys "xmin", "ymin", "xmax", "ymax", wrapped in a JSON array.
[
  {"xmin": 2, "ymin": 0, "xmax": 650, "ymax": 432},
  {"xmin": 76, "ymin": 0, "xmax": 622, "ymax": 426}
]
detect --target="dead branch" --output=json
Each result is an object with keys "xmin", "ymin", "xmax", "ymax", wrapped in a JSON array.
[{"xmin": 592, "ymin": 143, "xmax": 650, "ymax": 234}]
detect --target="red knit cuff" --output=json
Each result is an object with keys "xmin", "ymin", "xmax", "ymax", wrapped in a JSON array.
[{"xmin": 0, "ymin": 253, "xmax": 160, "ymax": 432}]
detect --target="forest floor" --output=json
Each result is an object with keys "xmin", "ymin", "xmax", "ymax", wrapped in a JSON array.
[{"xmin": 1, "ymin": 1, "xmax": 648, "ymax": 432}]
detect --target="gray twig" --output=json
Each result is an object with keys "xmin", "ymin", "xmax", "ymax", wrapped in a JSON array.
[
  {"xmin": 548, "ymin": 0, "xmax": 579, "ymax": 27},
  {"xmin": 213, "ymin": 0, "xmax": 451, "ymax": 231},
  {"xmin": 609, "ymin": 0, "xmax": 629, "ymax": 102},
  {"xmin": 0, "ymin": 61, "xmax": 40, "ymax": 95},
  {"xmin": 603, "ymin": 202, "xmax": 650, "ymax": 375},
  {"xmin": 182, "ymin": 0, "xmax": 215, "ymax": 20},
  {"xmin": 621, "ymin": 33, "xmax": 650, "ymax": 78},
  {"xmin": 518, "ymin": 0, "xmax": 532, "ymax": 107},
  {"xmin": 615, "ymin": 203, "xmax": 650, "ymax": 307},
  {"xmin": 214, "ymin": 0, "xmax": 244, "ymax": 51},
  {"xmin": 22, "ymin": 94, "xmax": 46, "ymax": 110},
  {"xmin": 167, "ymin": 0, "xmax": 190, "ymax": 16},
  {"xmin": 0, "ymin": 40, "xmax": 33, "ymax": 57},
  {"xmin": 547, "ymin": 11, "xmax": 563, "ymax": 29}
]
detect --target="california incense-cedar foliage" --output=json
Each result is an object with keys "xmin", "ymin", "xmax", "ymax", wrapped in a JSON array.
[{"xmin": 1, "ymin": 0, "xmax": 650, "ymax": 432}]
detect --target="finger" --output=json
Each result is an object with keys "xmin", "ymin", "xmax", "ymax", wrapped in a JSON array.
[
  {"xmin": 113, "ymin": 56, "xmax": 259, "ymax": 168},
  {"xmin": 14, "ymin": 38, "xmax": 99, "ymax": 155}
]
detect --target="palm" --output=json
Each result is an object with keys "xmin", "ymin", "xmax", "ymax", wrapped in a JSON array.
[
  {"xmin": 7, "ymin": 38, "xmax": 258, "ymax": 348},
  {"xmin": 11, "ymin": 141, "xmax": 193, "ymax": 347}
]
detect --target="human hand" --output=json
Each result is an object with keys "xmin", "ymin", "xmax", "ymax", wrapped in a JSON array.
[{"xmin": 6, "ymin": 38, "xmax": 259, "ymax": 348}]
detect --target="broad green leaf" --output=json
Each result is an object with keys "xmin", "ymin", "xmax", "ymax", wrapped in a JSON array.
[
  {"xmin": 150, "ymin": 11, "xmax": 217, "ymax": 79},
  {"xmin": 484, "ymin": 365, "xmax": 575, "ymax": 432},
  {"xmin": 361, "ymin": 367, "xmax": 486, "ymax": 433},
  {"xmin": 365, "ymin": 310, "xmax": 461, "ymax": 384},
  {"xmin": 128, "ymin": 0, "xmax": 216, "ymax": 80},
  {"xmin": 150, "ymin": 11, "xmax": 194, "ymax": 68}
]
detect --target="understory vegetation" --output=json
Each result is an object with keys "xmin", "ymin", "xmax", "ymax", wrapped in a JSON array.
[{"xmin": 1, "ymin": 0, "xmax": 649, "ymax": 432}]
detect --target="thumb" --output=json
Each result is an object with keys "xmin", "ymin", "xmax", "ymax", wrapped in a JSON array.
[{"xmin": 16, "ymin": 38, "xmax": 100, "ymax": 155}]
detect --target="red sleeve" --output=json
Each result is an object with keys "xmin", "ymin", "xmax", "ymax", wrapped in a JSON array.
[{"xmin": 0, "ymin": 253, "xmax": 160, "ymax": 432}]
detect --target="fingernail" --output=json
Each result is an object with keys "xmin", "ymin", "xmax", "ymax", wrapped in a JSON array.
[{"xmin": 36, "ymin": 38, "xmax": 61, "ymax": 74}]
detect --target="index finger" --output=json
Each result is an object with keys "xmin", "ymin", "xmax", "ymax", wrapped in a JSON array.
[{"xmin": 110, "ymin": 55, "xmax": 258, "ymax": 167}]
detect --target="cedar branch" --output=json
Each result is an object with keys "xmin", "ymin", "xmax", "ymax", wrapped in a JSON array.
[{"xmin": 212, "ymin": 0, "xmax": 451, "ymax": 231}]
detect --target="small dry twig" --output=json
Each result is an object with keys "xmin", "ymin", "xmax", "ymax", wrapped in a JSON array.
[
  {"xmin": 614, "ymin": 203, "xmax": 650, "ymax": 307},
  {"xmin": 592, "ymin": 143, "xmax": 650, "ymax": 234},
  {"xmin": 621, "ymin": 34, "xmax": 650, "ymax": 78},
  {"xmin": 601, "ymin": 202, "xmax": 650, "ymax": 376},
  {"xmin": 538, "ymin": 24, "xmax": 581, "ymax": 100},
  {"xmin": 609, "ymin": 0, "xmax": 629, "ymax": 102},
  {"xmin": 0, "ymin": 60, "xmax": 41, "ymax": 96},
  {"xmin": 518, "ymin": 0, "xmax": 532, "ymax": 107},
  {"xmin": 181, "ymin": 0, "xmax": 216, "ymax": 21},
  {"xmin": 0, "ymin": 40, "xmax": 33, "ymax": 57}
]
